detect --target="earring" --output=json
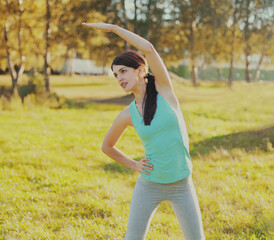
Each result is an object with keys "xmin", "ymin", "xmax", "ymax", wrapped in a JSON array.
[{"xmin": 144, "ymin": 75, "xmax": 148, "ymax": 83}]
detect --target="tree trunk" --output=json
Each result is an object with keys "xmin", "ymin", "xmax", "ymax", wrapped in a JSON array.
[
  {"xmin": 4, "ymin": 21, "xmax": 17, "ymax": 91},
  {"xmin": 228, "ymin": 2, "xmax": 239, "ymax": 88},
  {"xmin": 217, "ymin": 68, "xmax": 222, "ymax": 80},
  {"xmin": 17, "ymin": 0, "xmax": 25, "ymax": 84},
  {"xmin": 133, "ymin": 0, "xmax": 137, "ymax": 33},
  {"xmin": 244, "ymin": 43, "xmax": 251, "ymax": 83},
  {"xmin": 228, "ymin": 27, "xmax": 235, "ymax": 87},
  {"xmin": 192, "ymin": 66, "xmax": 198, "ymax": 87},
  {"xmin": 145, "ymin": 0, "xmax": 152, "ymax": 41},
  {"xmin": 66, "ymin": 47, "xmax": 76, "ymax": 76},
  {"xmin": 102, "ymin": 61, "xmax": 106, "ymax": 75},
  {"xmin": 44, "ymin": 0, "xmax": 51, "ymax": 92},
  {"xmin": 190, "ymin": 20, "xmax": 198, "ymax": 87},
  {"xmin": 243, "ymin": 0, "xmax": 252, "ymax": 83},
  {"xmin": 228, "ymin": 49, "xmax": 234, "ymax": 88},
  {"xmin": 191, "ymin": 58, "xmax": 198, "ymax": 87},
  {"xmin": 68, "ymin": 59, "xmax": 73, "ymax": 76},
  {"xmin": 121, "ymin": 0, "xmax": 129, "ymax": 50},
  {"xmin": 4, "ymin": 0, "xmax": 25, "ymax": 95},
  {"xmin": 253, "ymin": 53, "xmax": 264, "ymax": 82},
  {"xmin": 65, "ymin": 46, "xmax": 71, "ymax": 75}
]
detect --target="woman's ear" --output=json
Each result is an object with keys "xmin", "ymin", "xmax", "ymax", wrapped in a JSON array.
[{"xmin": 138, "ymin": 66, "xmax": 146, "ymax": 78}]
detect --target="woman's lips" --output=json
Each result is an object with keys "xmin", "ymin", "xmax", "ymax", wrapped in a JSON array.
[{"xmin": 121, "ymin": 82, "xmax": 128, "ymax": 88}]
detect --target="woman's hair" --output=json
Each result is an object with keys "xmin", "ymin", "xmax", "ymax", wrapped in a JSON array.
[{"xmin": 111, "ymin": 50, "xmax": 158, "ymax": 125}]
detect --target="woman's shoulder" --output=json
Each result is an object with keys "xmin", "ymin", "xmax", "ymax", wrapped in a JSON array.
[{"xmin": 118, "ymin": 105, "xmax": 133, "ymax": 127}]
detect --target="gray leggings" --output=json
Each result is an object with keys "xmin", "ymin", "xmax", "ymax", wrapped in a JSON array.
[{"xmin": 124, "ymin": 175, "xmax": 205, "ymax": 240}]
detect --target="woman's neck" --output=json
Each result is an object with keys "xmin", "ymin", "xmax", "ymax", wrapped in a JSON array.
[{"xmin": 132, "ymin": 81, "xmax": 146, "ymax": 105}]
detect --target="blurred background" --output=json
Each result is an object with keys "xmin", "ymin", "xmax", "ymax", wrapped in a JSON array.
[{"xmin": 0, "ymin": 0, "xmax": 273, "ymax": 98}]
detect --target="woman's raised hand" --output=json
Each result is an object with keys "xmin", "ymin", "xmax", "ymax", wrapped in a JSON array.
[
  {"xmin": 134, "ymin": 158, "xmax": 154, "ymax": 175},
  {"xmin": 81, "ymin": 22, "xmax": 114, "ymax": 32}
]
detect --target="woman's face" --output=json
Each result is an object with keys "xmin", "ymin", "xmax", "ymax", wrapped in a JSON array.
[{"xmin": 112, "ymin": 65, "xmax": 141, "ymax": 92}]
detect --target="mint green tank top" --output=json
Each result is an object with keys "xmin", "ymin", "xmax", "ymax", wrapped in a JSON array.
[{"xmin": 129, "ymin": 93, "xmax": 193, "ymax": 183}]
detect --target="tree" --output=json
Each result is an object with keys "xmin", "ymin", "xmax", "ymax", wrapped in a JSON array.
[
  {"xmin": 252, "ymin": 27, "xmax": 273, "ymax": 81},
  {"xmin": 78, "ymin": 0, "xmax": 123, "ymax": 70},
  {"xmin": 250, "ymin": 0, "xmax": 273, "ymax": 81},
  {"xmin": 3, "ymin": 0, "xmax": 25, "ymax": 94},
  {"xmin": 44, "ymin": 0, "xmax": 50, "ymax": 92},
  {"xmin": 0, "ymin": 0, "xmax": 45, "ymax": 92},
  {"xmin": 202, "ymin": 0, "xmax": 230, "ymax": 80},
  {"xmin": 240, "ymin": 0, "xmax": 254, "ymax": 82},
  {"xmin": 226, "ymin": 0, "xmax": 243, "ymax": 87},
  {"xmin": 168, "ymin": 0, "xmax": 212, "ymax": 86}
]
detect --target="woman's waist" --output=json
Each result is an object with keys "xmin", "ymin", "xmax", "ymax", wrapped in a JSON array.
[
  {"xmin": 144, "ymin": 154, "xmax": 190, "ymax": 172},
  {"xmin": 144, "ymin": 145, "xmax": 190, "ymax": 160}
]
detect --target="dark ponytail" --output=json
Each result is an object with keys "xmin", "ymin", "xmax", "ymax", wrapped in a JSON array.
[
  {"xmin": 143, "ymin": 73, "xmax": 158, "ymax": 125},
  {"xmin": 111, "ymin": 50, "xmax": 158, "ymax": 125}
]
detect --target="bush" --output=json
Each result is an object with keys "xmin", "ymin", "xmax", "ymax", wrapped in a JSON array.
[
  {"xmin": 1, "ymin": 73, "xmax": 68, "ymax": 110},
  {"xmin": 0, "ymin": 94, "xmax": 22, "ymax": 111},
  {"xmin": 44, "ymin": 92, "xmax": 67, "ymax": 109}
]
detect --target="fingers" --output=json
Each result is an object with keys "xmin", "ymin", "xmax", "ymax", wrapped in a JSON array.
[
  {"xmin": 142, "ymin": 158, "xmax": 153, "ymax": 168},
  {"xmin": 141, "ymin": 158, "xmax": 153, "ymax": 165},
  {"xmin": 142, "ymin": 165, "xmax": 153, "ymax": 171},
  {"xmin": 142, "ymin": 170, "xmax": 150, "ymax": 175},
  {"xmin": 81, "ymin": 22, "xmax": 112, "ymax": 33},
  {"xmin": 81, "ymin": 22, "xmax": 96, "ymax": 27},
  {"xmin": 144, "ymin": 162, "xmax": 154, "ymax": 169},
  {"xmin": 139, "ymin": 158, "xmax": 153, "ymax": 175},
  {"xmin": 140, "ymin": 158, "xmax": 150, "ymax": 162}
]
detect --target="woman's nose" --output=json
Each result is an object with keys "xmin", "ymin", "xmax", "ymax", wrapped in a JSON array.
[{"xmin": 117, "ymin": 75, "xmax": 123, "ymax": 81}]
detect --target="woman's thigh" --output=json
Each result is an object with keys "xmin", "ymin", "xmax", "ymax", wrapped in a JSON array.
[
  {"xmin": 169, "ymin": 176, "xmax": 205, "ymax": 240},
  {"xmin": 124, "ymin": 176, "xmax": 164, "ymax": 240}
]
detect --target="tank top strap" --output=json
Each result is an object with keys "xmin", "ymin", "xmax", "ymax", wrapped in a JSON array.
[{"xmin": 129, "ymin": 100, "xmax": 140, "ymax": 127}]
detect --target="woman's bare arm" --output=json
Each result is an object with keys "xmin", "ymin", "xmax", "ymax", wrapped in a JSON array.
[
  {"xmin": 101, "ymin": 107, "xmax": 153, "ymax": 175},
  {"xmin": 82, "ymin": 22, "xmax": 179, "ymax": 108}
]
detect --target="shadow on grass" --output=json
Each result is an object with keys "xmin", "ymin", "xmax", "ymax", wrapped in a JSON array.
[
  {"xmin": 101, "ymin": 128, "xmax": 273, "ymax": 173},
  {"xmin": 64, "ymin": 94, "xmax": 134, "ymax": 109},
  {"xmin": 72, "ymin": 93, "xmax": 134, "ymax": 106},
  {"xmin": 53, "ymin": 82, "xmax": 106, "ymax": 87},
  {"xmin": 191, "ymin": 126, "xmax": 274, "ymax": 157},
  {"xmin": 102, "ymin": 157, "xmax": 143, "ymax": 174}
]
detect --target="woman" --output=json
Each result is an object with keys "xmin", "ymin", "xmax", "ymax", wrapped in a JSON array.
[{"xmin": 82, "ymin": 22, "xmax": 205, "ymax": 240}]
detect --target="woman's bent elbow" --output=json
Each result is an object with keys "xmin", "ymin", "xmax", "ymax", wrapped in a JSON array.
[
  {"xmin": 101, "ymin": 144, "xmax": 112, "ymax": 154},
  {"xmin": 143, "ymin": 43, "xmax": 154, "ymax": 54},
  {"xmin": 101, "ymin": 144, "xmax": 107, "ymax": 154}
]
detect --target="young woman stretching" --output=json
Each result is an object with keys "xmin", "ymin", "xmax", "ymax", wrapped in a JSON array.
[{"xmin": 82, "ymin": 22, "xmax": 205, "ymax": 240}]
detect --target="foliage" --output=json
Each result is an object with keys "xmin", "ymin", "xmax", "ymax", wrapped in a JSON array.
[
  {"xmin": 0, "ymin": 0, "xmax": 273, "ymax": 87},
  {"xmin": 0, "ymin": 73, "xmax": 69, "ymax": 109}
]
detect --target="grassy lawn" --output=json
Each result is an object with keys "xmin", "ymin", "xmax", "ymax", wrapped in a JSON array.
[{"xmin": 0, "ymin": 74, "xmax": 273, "ymax": 239}]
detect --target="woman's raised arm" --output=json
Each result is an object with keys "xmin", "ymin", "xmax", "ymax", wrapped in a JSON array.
[{"xmin": 82, "ymin": 22, "xmax": 176, "ymax": 99}]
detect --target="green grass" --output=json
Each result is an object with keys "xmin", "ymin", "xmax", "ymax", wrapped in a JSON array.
[{"xmin": 0, "ymin": 74, "xmax": 273, "ymax": 239}]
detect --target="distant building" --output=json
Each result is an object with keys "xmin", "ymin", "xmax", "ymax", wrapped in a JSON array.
[{"xmin": 59, "ymin": 58, "xmax": 105, "ymax": 75}]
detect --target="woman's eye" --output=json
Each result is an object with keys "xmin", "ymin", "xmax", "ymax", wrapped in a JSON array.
[{"xmin": 122, "ymin": 70, "xmax": 127, "ymax": 73}]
